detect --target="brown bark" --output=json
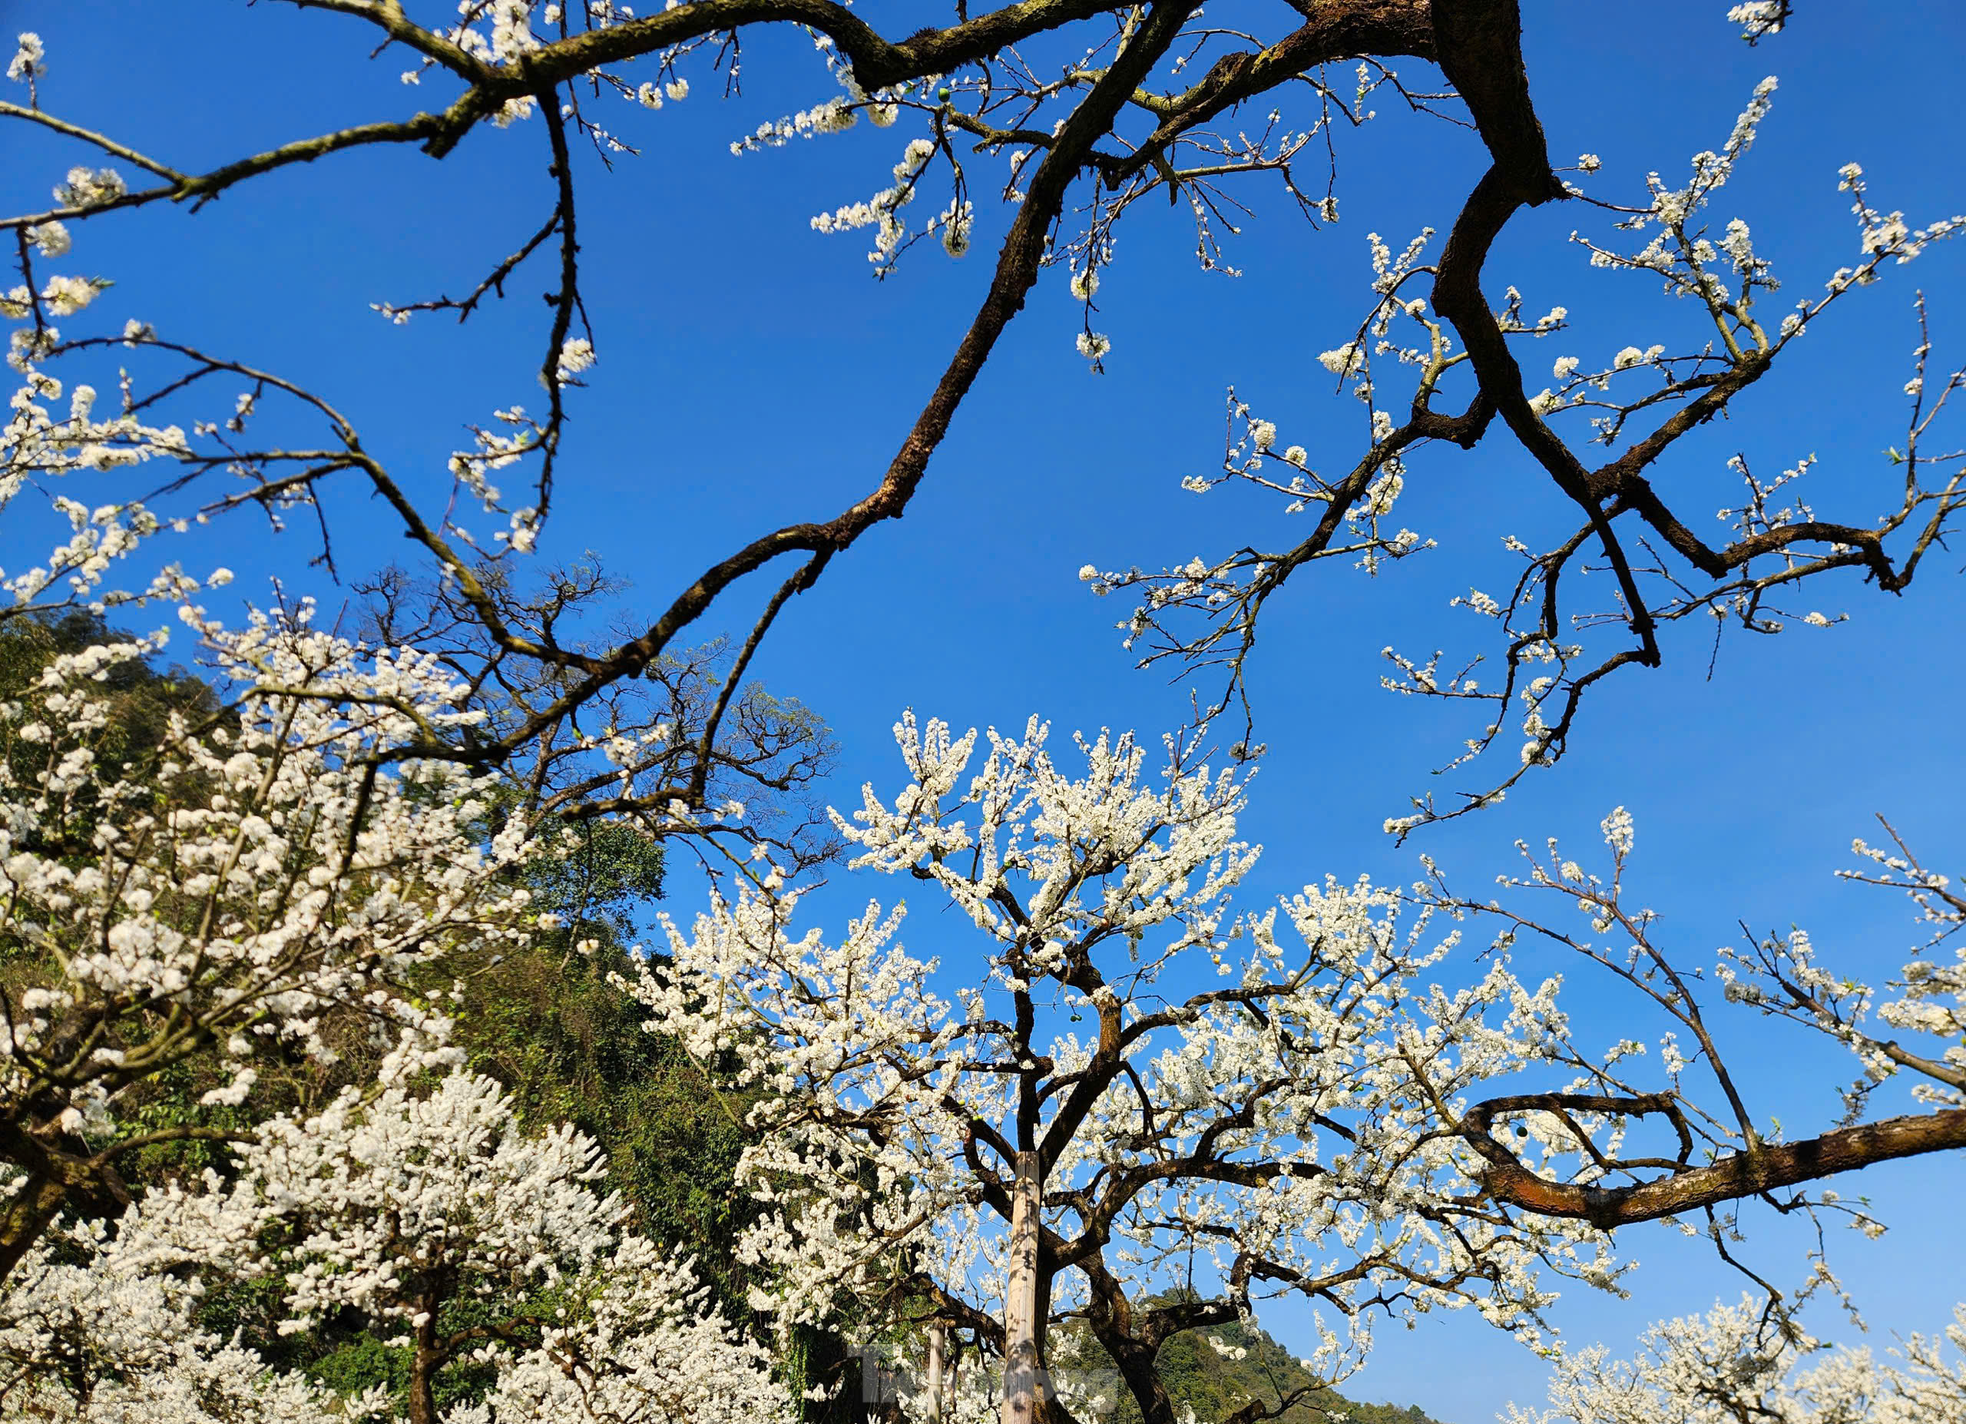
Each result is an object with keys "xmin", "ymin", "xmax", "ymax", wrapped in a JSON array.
[
  {"xmin": 926, "ymin": 1323, "xmax": 947, "ymax": 1424},
  {"xmin": 408, "ymin": 1289, "xmax": 445, "ymax": 1424},
  {"xmin": 0, "ymin": 1172, "xmax": 70, "ymax": 1284},
  {"xmin": 1462, "ymin": 1105, "xmax": 1966, "ymax": 1228},
  {"xmin": 1104, "ymin": 1330, "xmax": 1181, "ymax": 1424},
  {"xmin": 1002, "ymin": 1150, "xmax": 1043, "ymax": 1424}
]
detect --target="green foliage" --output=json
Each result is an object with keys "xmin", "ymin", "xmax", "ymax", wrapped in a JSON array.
[
  {"xmin": 0, "ymin": 610, "xmax": 217, "ymax": 765},
  {"xmin": 1172, "ymin": 1319, "xmax": 1446, "ymax": 1424},
  {"xmin": 304, "ymin": 1333, "xmax": 412, "ymax": 1403},
  {"xmin": 437, "ymin": 929, "xmax": 766, "ymax": 1316},
  {"xmin": 1054, "ymin": 1313, "xmax": 1450, "ymax": 1424},
  {"xmin": 524, "ymin": 817, "xmax": 667, "ymax": 937}
]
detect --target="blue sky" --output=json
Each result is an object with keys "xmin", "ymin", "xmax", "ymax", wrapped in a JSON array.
[{"xmin": 4, "ymin": 0, "xmax": 1964, "ymax": 1416}]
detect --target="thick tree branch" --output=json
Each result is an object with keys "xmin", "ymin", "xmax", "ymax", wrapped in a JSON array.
[{"xmin": 1462, "ymin": 1103, "xmax": 1966, "ymax": 1228}]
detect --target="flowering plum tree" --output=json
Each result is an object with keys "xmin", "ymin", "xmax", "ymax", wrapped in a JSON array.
[
  {"xmin": 211, "ymin": 1068, "xmax": 789, "ymax": 1424},
  {"xmin": 215, "ymin": 1071, "xmax": 629, "ymax": 1424},
  {"xmin": 0, "ymin": 609, "xmax": 543, "ymax": 1284},
  {"xmin": 2, "ymin": 2, "xmax": 1959, "ymax": 828},
  {"xmin": 624, "ymin": 710, "xmax": 1966, "ymax": 1424},
  {"xmin": 0, "ymin": 1065, "xmax": 790, "ymax": 1423},
  {"xmin": 0, "ymin": 1202, "xmax": 349, "ymax": 1422},
  {"xmin": 1090, "ymin": 85, "xmax": 1966, "ymax": 827}
]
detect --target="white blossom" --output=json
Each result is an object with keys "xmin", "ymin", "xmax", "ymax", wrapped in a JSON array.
[{"xmin": 6, "ymin": 32, "xmax": 41, "ymax": 83}]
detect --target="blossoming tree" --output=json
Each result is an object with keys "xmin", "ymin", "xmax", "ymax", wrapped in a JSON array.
[
  {"xmin": 0, "ymin": 610, "xmax": 542, "ymax": 1283},
  {"xmin": 625, "ymin": 710, "xmax": 1966, "ymax": 1424},
  {"xmin": 0, "ymin": 1064, "xmax": 790, "ymax": 1423},
  {"xmin": 0, "ymin": 1202, "xmax": 349, "ymax": 1422}
]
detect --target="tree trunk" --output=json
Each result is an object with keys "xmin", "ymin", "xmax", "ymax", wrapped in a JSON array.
[
  {"xmin": 927, "ymin": 1322, "xmax": 946, "ymax": 1424},
  {"xmin": 0, "ymin": 1171, "xmax": 68, "ymax": 1286},
  {"xmin": 407, "ymin": 1294, "xmax": 443, "ymax": 1424},
  {"xmin": 1002, "ymin": 1149, "xmax": 1043, "ymax": 1424},
  {"xmin": 1102, "ymin": 1332, "xmax": 1178, "ymax": 1424}
]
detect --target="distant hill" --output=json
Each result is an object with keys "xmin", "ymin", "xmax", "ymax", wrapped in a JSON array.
[{"xmin": 1050, "ymin": 1314, "xmax": 1449, "ymax": 1424}]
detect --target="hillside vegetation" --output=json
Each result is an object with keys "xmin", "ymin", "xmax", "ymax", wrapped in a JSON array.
[{"xmin": 1053, "ymin": 1311, "xmax": 1447, "ymax": 1424}]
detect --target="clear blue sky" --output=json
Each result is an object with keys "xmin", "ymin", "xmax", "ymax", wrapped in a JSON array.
[{"xmin": 4, "ymin": 1, "xmax": 1963, "ymax": 1417}]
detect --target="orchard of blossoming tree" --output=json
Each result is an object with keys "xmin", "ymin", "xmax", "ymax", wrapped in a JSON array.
[{"xmin": 1, "ymin": 1, "xmax": 1963, "ymax": 1421}]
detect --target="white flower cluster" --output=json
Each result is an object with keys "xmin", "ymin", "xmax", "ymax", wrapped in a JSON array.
[
  {"xmin": 51, "ymin": 164, "xmax": 127, "ymax": 211},
  {"xmin": 0, "ymin": 1068, "xmax": 788, "ymax": 1423},
  {"xmin": 1508, "ymin": 1292, "xmax": 1966, "ymax": 1424},
  {"xmin": 0, "ymin": 608, "xmax": 545, "ymax": 1168},
  {"xmin": 6, "ymin": 32, "xmax": 43, "ymax": 84},
  {"xmin": 427, "ymin": 0, "xmax": 565, "ymax": 124},
  {"xmin": 1727, "ymin": 1, "xmax": 1790, "ymax": 43},
  {"xmin": 810, "ymin": 136, "xmax": 945, "ymax": 271},
  {"xmin": 0, "ymin": 1203, "xmax": 350, "ymax": 1423},
  {"xmin": 730, "ymin": 94, "xmax": 859, "ymax": 155}
]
